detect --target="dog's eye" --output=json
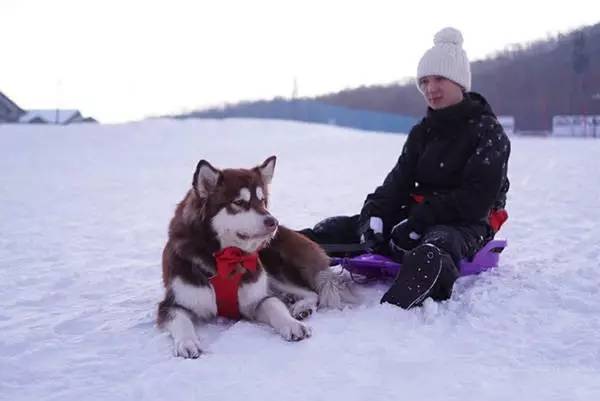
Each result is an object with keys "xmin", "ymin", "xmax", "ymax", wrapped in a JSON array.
[{"xmin": 232, "ymin": 199, "xmax": 246, "ymax": 207}]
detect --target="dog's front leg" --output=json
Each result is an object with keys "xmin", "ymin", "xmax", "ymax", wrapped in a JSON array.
[
  {"xmin": 158, "ymin": 282, "xmax": 214, "ymax": 359},
  {"xmin": 158, "ymin": 307, "xmax": 203, "ymax": 359},
  {"xmin": 239, "ymin": 273, "xmax": 311, "ymax": 341}
]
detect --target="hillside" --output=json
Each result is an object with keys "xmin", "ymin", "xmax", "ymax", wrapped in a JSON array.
[
  {"xmin": 318, "ymin": 23, "xmax": 600, "ymax": 131},
  {"xmin": 175, "ymin": 23, "xmax": 600, "ymax": 132}
]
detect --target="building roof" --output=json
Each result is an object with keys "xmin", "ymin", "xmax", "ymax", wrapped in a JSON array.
[
  {"xmin": 19, "ymin": 109, "xmax": 82, "ymax": 124},
  {"xmin": 0, "ymin": 91, "xmax": 25, "ymax": 122}
]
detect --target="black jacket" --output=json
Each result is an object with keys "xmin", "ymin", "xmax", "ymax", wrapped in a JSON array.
[{"xmin": 360, "ymin": 92, "xmax": 510, "ymax": 235}]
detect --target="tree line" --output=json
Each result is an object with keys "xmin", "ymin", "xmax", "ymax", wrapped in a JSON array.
[{"xmin": 317, "ymin": 23, "xmax": 600, "ymax": 132}]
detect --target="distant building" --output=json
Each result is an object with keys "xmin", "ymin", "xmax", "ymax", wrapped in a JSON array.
[
  {"xmin": 1, "ymin": 90, "xmax": 97, "ymax": 125},
  {"xmin": 0, "ymin": 91, "xmax": 25, "ymax": 123},
  {"xmin": 552, "ymin": 115, "xmax": 600, "ymax": 137},
  {"xmin": 18, "ymin": 109, "xmax": 96, "ymax": 124}
]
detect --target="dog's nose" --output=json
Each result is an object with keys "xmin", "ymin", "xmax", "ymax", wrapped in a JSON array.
[{"xmin": 263, "ymin": 216, "xmax": 278, "ymax": 229}]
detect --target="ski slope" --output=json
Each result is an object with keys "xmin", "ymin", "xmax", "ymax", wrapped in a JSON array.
[{"xmin": 1, "ymin": 119, "xmax": 599, "ymax": 401}]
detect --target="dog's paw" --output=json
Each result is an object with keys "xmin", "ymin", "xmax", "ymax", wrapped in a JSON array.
[
  {"xmin": 174, "ymin": 338, "xmax": 203, "ymax": 359},
  {"xmin": 277, "ymin": 319, "xmax": 312, "ymax": 342},
  {"xmin": 290, "ymin": 298, "xmax": 317, "ymax": 321}
]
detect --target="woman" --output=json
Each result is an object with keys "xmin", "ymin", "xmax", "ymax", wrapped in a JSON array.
[{"xmin": 301, "ymin": 27, "xmax": 511, "ymax": 309}]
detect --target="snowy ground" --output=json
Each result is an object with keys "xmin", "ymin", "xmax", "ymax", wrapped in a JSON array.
[{"xmin": 1, "ymin": 119, "xmax": 599, "ymax": 401}]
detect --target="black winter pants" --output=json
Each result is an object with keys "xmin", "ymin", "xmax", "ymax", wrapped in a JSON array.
[{"xmin": 299, "ymin": 215, "xmax": 492, "ymax": 303}]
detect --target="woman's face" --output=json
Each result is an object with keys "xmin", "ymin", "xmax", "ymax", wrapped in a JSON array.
[{"xmin": 418, "ymin": 76, "xmax": 464, "ymax": 110}]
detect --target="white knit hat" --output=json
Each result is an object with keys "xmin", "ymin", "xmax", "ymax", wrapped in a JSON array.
[{"xmin": 416, "ymin": 27, "xmax": 471, "ymax": 92}]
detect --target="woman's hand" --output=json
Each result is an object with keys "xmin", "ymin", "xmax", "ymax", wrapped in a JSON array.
[{"xmin": 360, "ymin": 217, "xmax": 386, "ymax": 253}]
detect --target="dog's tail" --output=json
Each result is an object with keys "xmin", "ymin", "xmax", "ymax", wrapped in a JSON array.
[{"xmin": 314, "ymin": 269, "xmax": 362, "ymax": 309}]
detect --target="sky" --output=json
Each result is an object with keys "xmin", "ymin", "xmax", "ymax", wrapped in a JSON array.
[{"xmin": 1, "ymin": 0, "xmax": 599, "ymax": 123}]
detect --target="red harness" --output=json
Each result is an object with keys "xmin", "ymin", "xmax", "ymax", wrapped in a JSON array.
[
  {"xmin": 410, "ymin": 194, "xmax": 508, "ymax": 232},
  {"xmin": 210, "ymin": 247, "xmax": 259, "ymax": 320}
]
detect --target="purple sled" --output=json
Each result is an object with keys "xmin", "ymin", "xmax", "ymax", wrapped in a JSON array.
[{"xmin": 330, "ymin": 239, "xmax": 507, "ymax": 280}]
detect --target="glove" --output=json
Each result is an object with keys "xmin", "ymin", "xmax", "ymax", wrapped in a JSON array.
[
  {"xmin": 407, "ymin": 202, "xmax": 436, "ymax": 237},
  {"xmin": 389, "ymin": 219, "xmax": 421, "ymax": 255},
  {"xmin": 388, "ymin": 202, "xmax": 435, "ymax": 262},
  {"xmin": 360, "ymin": 216, "xmax": 386, "ymax": 253}
]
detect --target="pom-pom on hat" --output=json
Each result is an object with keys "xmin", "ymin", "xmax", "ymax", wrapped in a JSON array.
[{"xmin": 416, "ymin": 27, "xmax": 471, "ymax": 92}]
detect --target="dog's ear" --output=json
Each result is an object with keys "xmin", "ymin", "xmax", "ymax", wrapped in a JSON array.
[
  {"xmin": 193, "ymin": 160, "xmax": 221, "ymax": 197},
  {"xmin": 258, "ymin": 156, "xmax": 276, "ymax": 185}
]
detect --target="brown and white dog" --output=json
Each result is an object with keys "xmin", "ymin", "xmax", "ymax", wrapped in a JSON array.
[{"xmin": 158, "ymin": 156, "xmax": 355, "ymax": 358}]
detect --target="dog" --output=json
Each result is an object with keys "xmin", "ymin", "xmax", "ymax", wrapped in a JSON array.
[{"xmin": 158, "ymin": 156, "xmax": 356, "ymax": 358}]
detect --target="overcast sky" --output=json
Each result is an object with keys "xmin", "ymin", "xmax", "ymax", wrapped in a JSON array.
[{"xmin": 1, "ymin": 0, "xmax": 598, "ymax": 123}]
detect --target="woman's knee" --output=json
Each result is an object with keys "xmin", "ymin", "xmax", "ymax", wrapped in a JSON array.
[{"xmin": 420, "ymin": 225, "xmax": 463, "ymax": 262}]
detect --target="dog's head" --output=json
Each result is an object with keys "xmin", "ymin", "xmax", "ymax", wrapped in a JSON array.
[{"xmin": 191, "ymin": 156, "xmax": 278, "ymax": 253}]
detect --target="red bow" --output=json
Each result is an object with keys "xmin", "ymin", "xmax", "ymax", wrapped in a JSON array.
[{"xmin": 210, "ymin": 247, "xmax": 259, "ymax": 319}]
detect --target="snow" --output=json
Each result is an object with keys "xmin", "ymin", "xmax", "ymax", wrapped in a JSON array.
[{"xmin": 1, "ymin": 119, "xmax": 600, "ymax": 401}]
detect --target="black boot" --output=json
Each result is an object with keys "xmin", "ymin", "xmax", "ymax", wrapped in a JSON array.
[
  {"xmin": 380, "ymin": 244, "xmax": 457, "ymax": 309},
  {"xmin": 299, "ymin": 215, "xmax": 360, "ymax": 243},
  {"xmin": 298, "ymin": 215, "xmax": 362, "ymax": 257}
]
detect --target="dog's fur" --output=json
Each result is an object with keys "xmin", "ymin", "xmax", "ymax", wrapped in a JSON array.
[{"xmin": 158, "ymin": 156, "xmax": 356, "ymax": 358}]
